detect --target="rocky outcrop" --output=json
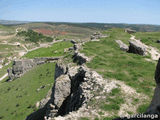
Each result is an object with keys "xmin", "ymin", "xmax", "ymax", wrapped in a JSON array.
[
  {"xmin": 70, "ymin": 40, "xmax": 77, "ymax": 44},
  {"xmin": 125, "ymin": 28, "xmax": 136, "ymax": 34},
  {"xmin": 116, "ymin": 40, "xmax": 129, "ymax": 51},
  {"xmin": 72, "ymin": 42, "xmax": 90, "ymax": 65},
  {"xmin": 73, "ymin": 52, "xmax": 90, "ymax": 65},
  {"xmin": 147, "ymin": 58, "xmax": 160, "ymax": 115},
  {"xmin": 7, "ymin": 57, "xmax": 60, "ymax": 81},
  {"xmin": 7, "ymin": 59, "xmax": 36, "ymax": 81},
  {"xmin": 26, "ymin": 59, "xmax": 117, "ymax": 120},
  {"xmin": 128, "ymin": 40, "xmax": 147, "ymax": 56},
  {"xmin": 90, "ymin": 32, "xmax": 107, "ymax": 40},
  {"xmin": 73, "ymin": 44, "xmax": 81, "ymax": 52},
  {"xmin": 156, "ymin": 40, "xmax": 160, "ymax": 43}
]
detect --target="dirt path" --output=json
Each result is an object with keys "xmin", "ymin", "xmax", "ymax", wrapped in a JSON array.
[{"xmin": 0, "ymin": 73, "xmax": 8, "ymax": 81}]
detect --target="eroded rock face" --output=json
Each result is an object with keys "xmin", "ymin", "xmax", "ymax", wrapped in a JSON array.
[
  {"xmin": 7, "ymin": 57, "xmax": 60, "ymax": 81},
  {"xmin": 147, "ymin": 58, "xmax": 160, "ymax": 115},
  {"xmin": 72, "ymin": 42, "xmax": 90, "ymax": 65},
  {"xmin": 54, "ymin": 60, "xmax": 68, "ymax": 80},
  {"xmin": 8, "ymin": 59, "xmax": 36, "ymax": 81},
  {"xmin": 90, "ymin": 32, "xmax": 107, "ymax": 40},
  {"xmin": 26, "ymin": 59, "xmax": 117, "ymax": 120},
  {"xmin": 128, "ymin": 40, "xmax": 147, "ymax": 56},
  {"xmin": 53, "ymin": 75, "xmax": 71, "ymax": 109},
  {"xmin": 73, "ymin": 52, "xmax": 90, "ymax": 65},
  {"xmin": 116, "ymin": 40, "xmax": 129, "ymax": 51}
]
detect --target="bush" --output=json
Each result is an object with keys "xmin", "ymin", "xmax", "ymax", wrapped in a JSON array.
[{"xmin": 17, "ymin": 30, "xmax": 53, "ymax": 43}]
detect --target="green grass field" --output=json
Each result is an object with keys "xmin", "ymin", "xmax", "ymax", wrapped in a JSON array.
[
  {"xmin": 0, "ymin": 62, "xmax": 55, "ymax": 120},
  {"xmin": 17, "ymin": 30, "xmax": 53, "ymax": 43},
  {"xmin": 0, "ymin": 44, "xmax": 24, "ymax": 52},
  {"xmin": 134, "ymin": 32, "xmax": 160, "ymax": 51},
  {"xmin": 0, "ymin": 63, "xmax": 12, "ymax": 78},
  {"xmin": 81, "ymin": 28, "xmax": 156, "ymax": 118},
  {"xmin": 82, "ymin": 28, "xmax": 156, "ymax": 96},
  {"xmin": 0, "ymin": 25, "xmax": 15, "ymax": 35},
  {"xmin": 24, "ymin": 41, "xmax": 73, "ymax": 58}
]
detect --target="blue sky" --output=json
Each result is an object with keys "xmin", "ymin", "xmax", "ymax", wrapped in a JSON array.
[{"xmin": 0, "ymin": 0, "xmax": 160, "ymax": 25}]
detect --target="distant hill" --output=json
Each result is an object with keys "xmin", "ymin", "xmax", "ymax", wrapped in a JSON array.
[
  {"xmin": 0, "ymin": 20, "xmax": 29, "ymax": 25},
  {"xmin": 1, "ymin": 20, "xmax": 160, "ymax": 32},
  {"xmin": 45, "ymin": 22, "xmax": 160, "ymax": 32}
]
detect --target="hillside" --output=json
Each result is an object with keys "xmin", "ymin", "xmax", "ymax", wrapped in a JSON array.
[
  {"xmin": 0, "ymin": 62, "xmax": 56, "ymax": 120},
  {"xmin": 0, "ymin": 23, "xmax": 160, "ymax": 120},
  {"xmin": 1, "ymin": 20, "xmax": 160, "ymax": 32}
]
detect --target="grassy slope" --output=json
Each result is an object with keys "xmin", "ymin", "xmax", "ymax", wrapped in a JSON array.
[
  {"xmin": 24, "ymin": 41, "xmax": 73, "ymax": 58},
  {"xmin": 0, "ymin": 40, "xmax": 73, "ymax": 120},
  {"xmin": 134, "ymin": 32, "xmax": 160, "ymax": 51},
  {"xmin": 81, "ymin": 28, "xmax": 156, "ymax": 118},
  {"xmin": 16, "ymin": 23, "xmax": 96, "ymax": 39},
  {"xmin": 0, "ymin": 44, "xmax": 24, "ymax": 52},
  {"xmin": 0, "ymin": 63, "xmax": 12, "ymax": 78},
  {"xmin": 0, "ymin": 25, "xmax": 15, "ymax": 35},
  {"xmin": 0, "ymin": 62, "xmax": 55, "ymax": 120}
]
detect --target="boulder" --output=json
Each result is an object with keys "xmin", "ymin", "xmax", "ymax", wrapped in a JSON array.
[
  {"xmin": 90, "ymin": 32, "xmax": 103, "ymax": 40},
  {"xmin": 128, "ymin": 40, "xmax": 147, "ymax": 56},
  {"xmin": 53, "ymin": 75, "xmax": 71, "ymax": 108},
  {"xmin": 156, "ymin": 40, "xmax": 160, "ymax": 43},
  {"xmin": 155, "ymin": 58, "xmax": 160, "ymax": 85},
  {"xmin": 70, "ymin": 40, "xmax": 76, "ymax": 44},
  {"xmin": 116, "ymin": 40, "xmax": 129, "ymax": 51},
  {"xmin": 68, "ymin": 47, "xmax": 74, "ymax": 51},
  {"xmin": 125, "ymin": 28, "xmax": 136, "ymax": 34},
  {"xmin": 73, "ymin": 52, "xmax": 90, "ymax": 65},
  {"xmin": 147, "ymin": 58, "xmax": 160, "ymax": 115}
]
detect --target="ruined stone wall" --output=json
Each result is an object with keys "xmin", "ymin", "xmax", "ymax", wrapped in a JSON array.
[{"xmin": 7, "ymin": 57, "xmax": 60, "ymax": 81}]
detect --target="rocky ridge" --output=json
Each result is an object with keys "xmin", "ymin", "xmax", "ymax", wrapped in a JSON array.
[
  {"xmin": 26, "ymin": 58, "xmax": 118, "ymax": 120},
  {"xmin": 116, "ymin": 35, "xmax": 160, "ymax": 61},
  {"xmin": 7, "ymin": 31, "xmax": 158, "ymax": 119},
  {"xmin": 7, "ymin": 57, "xmax": 60, "ymax": 81},
  {"xmin": 25, "ymin": 33, "xmax": 120, "ymax": 120}
]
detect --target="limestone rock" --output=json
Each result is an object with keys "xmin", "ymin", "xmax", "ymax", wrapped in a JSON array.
[
  {"xmin": 155, "ymin": 58, "xmax": 160, "ymax": 84},
  {"xmin": 7, "ymin": 57, "xmax": 60, "ymax": 81},
  {"xmin": 125, "ymin": 28, "xmax": 136, "ymax": 34},
  {"xmin": 157, "ymin": 40, "xmax": 160, "ymax": 43},
  {"xmin": 128, "ymin": 40, "xmax": 147, "ymax": 56},
  {"xmin": 7, "ymin": 59, "xmax": 36, "ymax": 81},
  {"xmin": 26, "ymin": 59, "xmax": 117, "ymax": 120},
  {"xmin": 73, "ymin": 52, "xmax": 90, "ymax": 65},
  {"xmin": 54, "ymin": 60, "xmax": 68, "ymax": 80},
  {"xmin": 147, "ymin": 85, "xmax": 160, "ymax": 115},
  {"xmin": 90, "ymin": 32, "xmax": 107, "ymax": 41},
  {"xmin": 147, "ymin": 58, "xmax": 160, "ymax": 115},
  {"xmin": 70, "ymin": 40, "xmax": 76, "ymax": 44},
  {"xmin": 116, "ymin": 40, "xmax": 129, "ymax": 51},
  {"xmin": 53, "ymin": 75, "xmax": 71, "ymax": 108},
  {"xmin": 73, "ymin": 44, "xmax": 81, "ymax": 51}
]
